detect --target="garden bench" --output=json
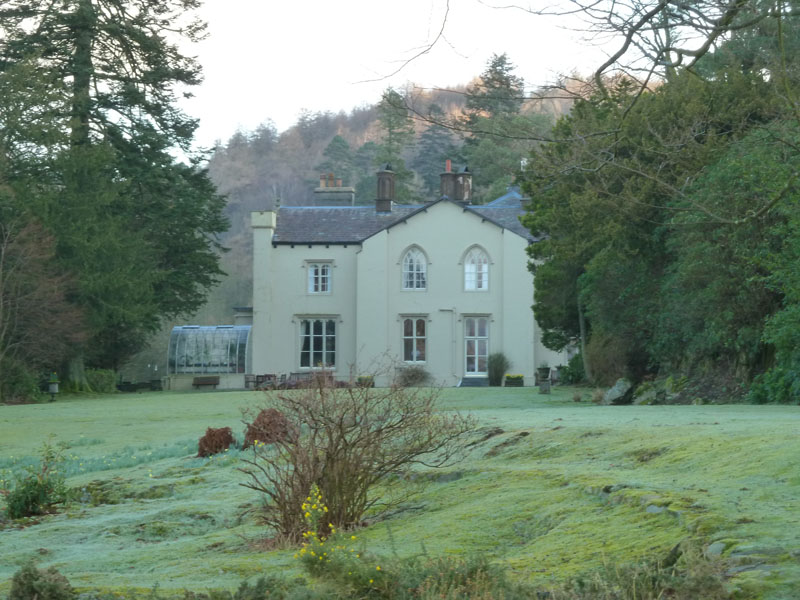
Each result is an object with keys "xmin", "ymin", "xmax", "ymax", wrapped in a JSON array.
[{"xmin": 192, "ymin": 375, "xmax": 220, "ymax": 389}]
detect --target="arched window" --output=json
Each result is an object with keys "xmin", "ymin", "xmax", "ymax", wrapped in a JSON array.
[
  {"xmin": 464, "ymin": 247, "xmax": 489, "ymax": 290},
  {"xmin": 402, "ymin": 248, "xmax": 427, "ymax": 290}
]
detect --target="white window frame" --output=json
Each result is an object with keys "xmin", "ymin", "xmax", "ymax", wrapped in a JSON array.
[
  {"xmin": 402, "ymin": 316, "xmax": 427, "ymax": 363},
  {"xmin": 307, "ymin": 262, "xmax": 332, "ymax": 294},
  {"xmin": 402, "ymin": 247, "xmax": 427, "ymax": 291},
  {"xmin": 299, "ymin": 317, "xmax": 337, "ymax": 369},
  {"xmin": 464, "ymin": 316, "xmax": 489, "ymax": 375},
  {"xmin": 464, "ymin": 247, "xmax": 489, "ymax": 291}
]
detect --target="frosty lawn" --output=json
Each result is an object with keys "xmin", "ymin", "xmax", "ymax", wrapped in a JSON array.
[{"xmin": 1, "ymin": 388, "xmax": 798, "ymax": 598}]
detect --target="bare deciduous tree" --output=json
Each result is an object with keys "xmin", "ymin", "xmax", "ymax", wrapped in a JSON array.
[{"xmin": 0, "ymin": 215, "xmax": 85, "ymax": 401}]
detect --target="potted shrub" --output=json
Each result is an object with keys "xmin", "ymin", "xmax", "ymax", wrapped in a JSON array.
[
  {"xmin": 505, "ymin": 374, "xmax": 524, "ymax": 387},
  {"xmin": 537, "ymin": 362, "xmax": 551, "ymax": 382}
]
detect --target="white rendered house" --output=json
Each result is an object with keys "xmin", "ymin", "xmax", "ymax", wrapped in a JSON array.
[{"xmin": 250, "ymin": 164, "xmax": 567, "ymax": 387}]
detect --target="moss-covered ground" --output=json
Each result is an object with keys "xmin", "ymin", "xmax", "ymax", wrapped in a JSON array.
[{"xmin": 1, "ymin": 388, "xmax": 798, "ymax": 598}]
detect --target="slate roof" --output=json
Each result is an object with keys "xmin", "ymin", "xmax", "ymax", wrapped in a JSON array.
[
  {"xmin": 486, "ymin": 186, "xmax": 527, "ymax": 208},
  {"xmin": 272, "ymin": 204, "xmax": 423, "ymax": 244},
  {"xmin": 271, "ymin": 197, "xmax": 536, "ymax": 244}
]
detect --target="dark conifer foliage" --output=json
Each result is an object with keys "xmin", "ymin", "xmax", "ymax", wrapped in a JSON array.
[{"xmin": 0, "ymin": 0, "xmax": 228, "ymax": 378}]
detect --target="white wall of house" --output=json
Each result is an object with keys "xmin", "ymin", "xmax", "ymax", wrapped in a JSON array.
[{"xmin": 251, "ymin": 201, "xmax": 568, "ymax": 386}]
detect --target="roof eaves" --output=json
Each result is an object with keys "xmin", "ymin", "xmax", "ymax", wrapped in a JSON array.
[
  {"xmin": 364, "ymin": 200, "xmax": 439, "ymax": 241},
  {"xmin": 272, "ymin": 241, "xmax": 362, "ymax": 246},
  {"xmin": 462, "ymin": 204, "xmax": 536, "ymax": 242}
]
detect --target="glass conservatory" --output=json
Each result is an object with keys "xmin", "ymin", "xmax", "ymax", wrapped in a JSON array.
[{"xmin": 167, "ymin": 325, "xmax": 251, "ymax": 374}]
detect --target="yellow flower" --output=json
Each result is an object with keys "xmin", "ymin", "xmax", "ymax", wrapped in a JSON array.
[
  {"xmin": 304, "ymin": 512, "xmax": 310, "ymax": 518},
  {"xmin": 369, "ymin": 579, "xmax": 373, "ymax": 584},
  {"xmin": 376, "ymin": 566, "xmax": 381, "ymax": 571},
  {"xmin": 351, "ymin": 535, "xmax": 357, "ymax": 540}
]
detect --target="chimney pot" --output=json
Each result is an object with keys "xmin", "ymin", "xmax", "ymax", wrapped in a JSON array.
[
  {"xmin": 319, "ymin": 174, "xmax": 326, "ymax": 188},
  {"xmin": 440, "ymin": 159, "xmax": 456, "ymax": 199},
  {"xmin": 454, "ymin": 165, "xmax": 472, "ymax": 204}
]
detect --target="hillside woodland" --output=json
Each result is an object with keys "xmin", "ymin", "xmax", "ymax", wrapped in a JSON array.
[{"xmin": 183, "ymin": 55, "xmax": 569, "ymax": 326}]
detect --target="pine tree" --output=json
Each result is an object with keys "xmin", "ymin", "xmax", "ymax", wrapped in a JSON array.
[
  {"xmin": 375, "ymin": 88, "xmax": 419, "ymax": 203},
  {"xmin": 0, "ymin": 0, "xmax": 228, "ymax": 373}
]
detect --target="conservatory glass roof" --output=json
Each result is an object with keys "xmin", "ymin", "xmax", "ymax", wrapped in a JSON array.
[{"xmin": 167, "ymin": 325, "xmax": 251, "ymax": 375}]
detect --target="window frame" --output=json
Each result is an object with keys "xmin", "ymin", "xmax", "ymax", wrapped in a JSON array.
[
  {"xmin": 401, "ymin": 247, "xmax": 427, "ymax": 291},
  {"xmin": 306, "ymin": 262, "xmax": 332, "ymax": 294},
  {"xmin": 464, "ymin": 316, "xmax": 489, "ymax": 375},
  {"xmin": 299, "ymin": 317, "xmax": 337, "ymax": 369},
  {"xmin": 402, "ymin": 316, "xmax": 427, "ymax": 363},
  {"xmin": 464, "ymin": 247, "xmax": 489, "ymax": 292}
]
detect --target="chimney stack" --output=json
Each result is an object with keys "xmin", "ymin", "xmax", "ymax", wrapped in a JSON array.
[
  {"xmin": 441, "ymin": 160, "xmax": 471, "ymax": 203},
  {"xmin": 376, "ymin": 164, "xmax": 395, "ymax": 212},
  {"xmin": 314, "ymin": 172, "xmax": 355, "ymax": 205},
  {"xmin": 440, "ymin": 159, "xmax": 456, "ymax": 199},
  {"xmin": 454, "ymin": 166, "xmax": 472, "ymax": 204}
]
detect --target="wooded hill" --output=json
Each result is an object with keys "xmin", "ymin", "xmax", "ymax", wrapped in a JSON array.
[{"xmin": 194, "ymin": 55, "xmax": 571, "ymax": 326}]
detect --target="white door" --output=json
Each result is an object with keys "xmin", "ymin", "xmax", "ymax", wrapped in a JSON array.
[{"xmin": 464, "ymin": 317, "xmax": 489, "ymax": 376}]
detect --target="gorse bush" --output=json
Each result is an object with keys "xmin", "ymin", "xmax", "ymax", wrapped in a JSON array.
[
  {"xmin": 548, "ymin": 543, "xmax": 731, "ymax": 600},
  {"xmin": 488, "ymin": 352, "xmax": 511, "ymax": 386},
  {"xmin": 85, "ymin": 368, "xmax": 117, "ymax": 393},
  {"xmin": 748, "ymin": 366, "xmax": 800, "ymax": 404},
  {"xmin": 239, "ymin": 374, "xmax": 474, "ymax": 541},
  {"xmin": 3, "ymin": 438, "xmax": 67, "ymax": 519},
  {"xmin": 294, "ymin": 491, "xmax": 528, "ymax": 599},
  {"xmin": 560, "ymin": 353, "xmax": 586, "ymax": 384},
  {"xmin": 9, "ymin": 562, "xmax": 74, "ymax": 600},
  {"xmin": 0, "ymin": 358, "xmax": 43, "ymax": 404}
]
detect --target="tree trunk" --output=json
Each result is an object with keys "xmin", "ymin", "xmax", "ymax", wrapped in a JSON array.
[
  {"xmin": 69, "ymin": 0, "xmax": 95, "ymax": 148},
  {"xmin": 67, "ymin": 355, "xmax": 90, "ymax": 392},
  {"xmin": 577, "ymin": 287, "xmax": 593, "ymax": 383}
]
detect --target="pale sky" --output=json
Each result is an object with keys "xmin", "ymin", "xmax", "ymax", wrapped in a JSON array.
[{"xmin": 181, "ymin": 0, "xmax": 607, "ymax": 149}]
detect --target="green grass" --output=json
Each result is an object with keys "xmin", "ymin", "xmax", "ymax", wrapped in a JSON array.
[{"xmin": 1, "ymin": 387, "xmax": 799, "ymax": 598}]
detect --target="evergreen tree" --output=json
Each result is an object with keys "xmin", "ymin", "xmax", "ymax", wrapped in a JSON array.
[
  {"xmin": 411, "ymin": 105, "xmax": 463, "ymax": 197},
  {"xmin": 353, "ymin": 141, "xmax": 380, "ymax": 205},
  {"xmin": 464, "ymin": 53, "xmax": 525, "ymax": 124},
  {"xmin": 460, "ymin": 54, "xmax": 550, "ymax": 203},
  {"xmin": 0, "ymin": 0, "xmax": 228, "ymax": 374},
  {"xmin": 375, "ymin": 88, "xmax": 419, "ymax": 203},
  {"xmin": 316, "ymin": 135, "xmax": 354, "ymax": 185}
]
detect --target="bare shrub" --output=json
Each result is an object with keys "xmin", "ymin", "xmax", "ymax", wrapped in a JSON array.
[
  {"xmin": 239, "ymin": 374, "xmax": 474, "ymax": 541},
  {"xmin": 592, "ymin": 388, "xmax": 605, "ymax": 404},
  {"xmin": 394, "ymin": 364, "xmax": 431, "ymax": 387},
  {"xmin": 242, "ymin": 408, "xmax": 295, "ymax": 449},
  {"xmin": 197, "ymin": 427, "xmax": 234, "ymax": 458}
]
